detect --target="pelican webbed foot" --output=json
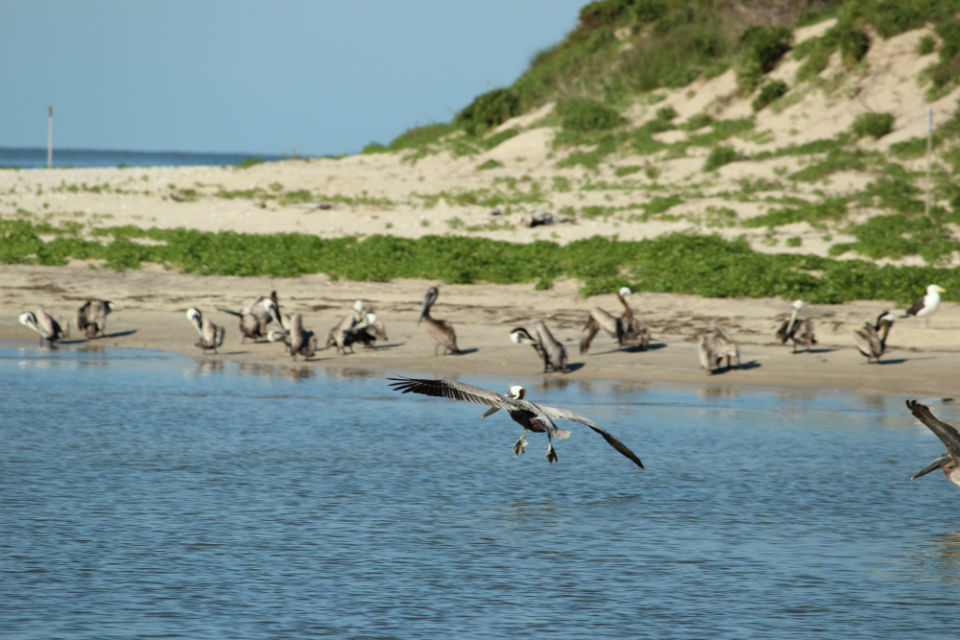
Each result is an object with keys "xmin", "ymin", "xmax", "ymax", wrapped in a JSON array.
[
  {"xmin": 512, "ymin": 437, "xmax": 528, "ymax": 456},
  {"xmin": 545, "ymin": 442, "xmax": 558, "ymax": 464}
]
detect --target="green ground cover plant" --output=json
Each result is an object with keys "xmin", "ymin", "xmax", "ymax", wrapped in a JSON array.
[{"xmin": 2, "ymin": 218, "xmax": 957, "ymax": 303}]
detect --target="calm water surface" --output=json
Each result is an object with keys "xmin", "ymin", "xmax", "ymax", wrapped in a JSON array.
[{"xmin": 1, "ymin": 344, "xmax": 957, "ymax": 639}]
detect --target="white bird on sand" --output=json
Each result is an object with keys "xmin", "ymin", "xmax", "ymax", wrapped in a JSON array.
[{"xmin": 903, "ymin": 284, "xmax": 945, "ymax": 328}]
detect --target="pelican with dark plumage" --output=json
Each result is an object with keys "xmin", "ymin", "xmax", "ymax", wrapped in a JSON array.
[
  {"xmin": 217, "ymin": 298, "xmax": 281, "ymax": 342},
  {"xmin": 579, "ymin": 287, "xmax": 650, "ymax": 353},
  {"xmin": 906, "ymin": 400, "xmax": 960, "ymax": 488},
  {"xmin": 270, "ymin": 313, "xmax": 318, "ymax": 360},
  {"xmin": 510, "ymin": 321, "xmax": 568, "ymax": 373},
  {"xmin": 387, "ymin": 375, "xmax": 643, "ymax": 468},
  {"xmin": 698, "ymin": 327, "xmax": 740, "ymax": 373},
  {"xmin": 185, "ymin": 308, "xmax": 225, "ymax": 354},
  {"xmin": 418, "ymin": 286, "xmax": 460, "ymax": 355},
  {"xmin": 19, "ymin": 309, "xmax": 67, "ymax": 345},
  {"xmin": 76, "ymin": 299, "xmax": 114, "ymax": 338},
  {"xmin": 327, "ymin": 301, "xmax": 388, "ymax": 354},
  {"xmin": 776, "ymin": 300, "xmax": 817, "ymax": 352},
  {"xmin": 854, "ymin": 311, "xmax": 895, "ymax": 363}
]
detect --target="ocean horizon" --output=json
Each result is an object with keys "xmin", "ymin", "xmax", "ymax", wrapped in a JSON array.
[{"xmin": 0, "ymin": 146, "xmax": 290, "ymax": 169}]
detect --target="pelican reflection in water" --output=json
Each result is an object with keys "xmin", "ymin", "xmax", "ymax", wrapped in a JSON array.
[
  {"xmin": 387, "ymin": 375, "xmax": 643, "ymax": 468},
  {"xmin": 906, "ymin": 400, "xmax": 960, "ymax": 488}
]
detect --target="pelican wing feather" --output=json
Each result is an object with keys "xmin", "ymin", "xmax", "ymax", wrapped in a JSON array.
[
  {"xmin": 387, "ymin": 376, "xmax": 519, "ymax": 412},
  {"xmin": 534, "ymin": 402, "xmax": 644, "ymax": 468},
  {"xmin": 907, "ymin": 400, "xmax": 960, "ymax": 458}
]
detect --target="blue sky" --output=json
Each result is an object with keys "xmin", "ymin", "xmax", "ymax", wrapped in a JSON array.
[{"xmin": 1, "ymin": 1, "xmax": 586, "ymax": 156}]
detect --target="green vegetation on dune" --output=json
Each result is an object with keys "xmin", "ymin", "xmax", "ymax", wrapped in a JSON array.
[{"xmin": 2, "ymin": 218, "xmax": 957, "ymax": 304}]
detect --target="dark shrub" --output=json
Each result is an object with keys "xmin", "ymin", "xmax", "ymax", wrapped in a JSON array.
[{"xmin": 752, "ymin": 80, "xmax": 788, "ymax": 111}]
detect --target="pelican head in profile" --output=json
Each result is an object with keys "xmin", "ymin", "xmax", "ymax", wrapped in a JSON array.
[
  {"xmin": 387, "ymin": 375, "xmax": 643, "ymax": 468},
  {"xmin": 217, "ymin": 298, "xmax": 281, "ymax": 343},
  {"xmin": 185, "ymin": 308, "xmax": 225, "ymax": 354},
  {"xmin": 76, "ymin": 299, "xmax": 114, "ymax": 338},
  {"xmin": 510, "ymin": 320, "xmax": 568, "ymax": 373},
  {"xmin": 19, "ymin": 309, "xmax": 67, "ymax": 345},
  {"xmin": 906, "ymin": 400, "xmax": 960, "ymax": 488},
  {"xmin": 579, "ymin": 286, "xmax": 650, "ymax": 353},
  {"xmin": 854, "ymin": 310, "xmax": 895, "ymax": 363},
  {"xmin": 418, "ymin": 286, "xmax": 460, "ymax": 355},
  {"xmin": 903, "ymin": 284, "xmax": 945, "ymax": 328},
  {"xmin": 776, "ymin": 299, "xmax": 817, "ymax": 352}
]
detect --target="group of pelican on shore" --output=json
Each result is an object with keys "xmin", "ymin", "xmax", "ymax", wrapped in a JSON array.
[{"xmin": 14, "ymin": 282, "xmax": 959, "ymax": 485}]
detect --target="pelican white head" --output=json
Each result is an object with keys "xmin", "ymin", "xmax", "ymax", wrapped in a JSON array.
[
  {"xmin": 792, "ymin": 299, "xmax": 805, "ymax": 310},
  {"xmin": 508, "ymin": 385, "xmax": 526, "ymax": 399},
  {"xmin": 619, "ymin": 286, "xmax": 632, "ymax": 297}
]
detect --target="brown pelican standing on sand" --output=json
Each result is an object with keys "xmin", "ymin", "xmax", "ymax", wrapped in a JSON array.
[
  {"xmin": 697, "ymin": 327, "xmax": 741, "ymax": 373},
  {"xmin": 19, "ymin": 309, "xmax": 67, "ymax": 345},
  {"xmin": 776, "ymin": 300, "xmax": 817, "ymax": 352},
  {"xmin": 75, "ymin": 299, "xmax": 114, "ymax": 338},
  {"xmin": 217, "ymin": 298, "xmax": 281, "ymax": 342},
  {"xmin": 185, "ymin": 308, "xmax": 225, "ymax": 354},
  {"xmin": 419, "ymin": 286, "xmax": 460, "ymax": 355},
  {"xmin": 903, "ymin": 284, "xmax": 946, "ymax": 328},
  {"xmin": 269, "ymin": 313, "xmax": 317, "ymax": 360},
  {"xmin": 906, "ymin": 400, "xmax": 960, "ymax": 488},
  {"xmin": 510, "ymin": 321, "xmax": 568, "ymax": 373},
  {"xmin": 387, "ymin": 376, "xmax": 643, "ymax": 468},
  {"xmin": 579, "ymin": 287, "xmax": 650, "ymax": 353},
  {"xmin": 326, "ymin": 301, "xmax": 388, "ymax": 354},
  {"xmin": 854, "ymin": 311, "xmax": 895, "ymax": 363}
]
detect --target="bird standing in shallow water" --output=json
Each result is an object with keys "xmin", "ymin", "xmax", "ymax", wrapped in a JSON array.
[
  {"xmin": 387, "ymin": 375, "xmax": 643, "ymax": 468},
  {"xmin": 906, "ymin": 400, "xmax": 960, "ymax": 488}
]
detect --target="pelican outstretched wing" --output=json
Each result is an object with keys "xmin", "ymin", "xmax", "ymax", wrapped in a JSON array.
[
  {"xmin": 907, "ymin": 400, "xmax": 960, "ymax": 458},
  {"xmin": 535, "ymin": 402, "xmax": 644, "ymax": 469},
  {"xmin": 387, "ymin": 376, "xmax": 518, "ymax": 411}
]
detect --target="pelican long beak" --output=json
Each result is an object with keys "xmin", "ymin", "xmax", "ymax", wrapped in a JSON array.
[
  {"xmin": 910, "ymin": 454, "xmax": 949, "ymax": 480},
  {"xmin": 482, "ymin": 407, "xmax": 500, "ymax": 418}
]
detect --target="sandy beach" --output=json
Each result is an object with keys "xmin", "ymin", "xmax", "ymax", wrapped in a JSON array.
[
  {"xmin": 2, "ymin": 262, "xmax": 957, "ymax": 399},
  {"xmin": 3, "ymin": 21, "xmax": 959, "ymax": 398}
]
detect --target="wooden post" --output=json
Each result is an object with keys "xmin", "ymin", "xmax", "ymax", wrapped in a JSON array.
[
  {"xmin": 47, "ymin": 105, "xmax": 53, "ymax": 168},
  {"xmin": 925, "ymin": 107, "xmax": 932, "ymax": 223}
]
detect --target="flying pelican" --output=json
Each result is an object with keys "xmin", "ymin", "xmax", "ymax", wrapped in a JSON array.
[
  {"xmin": 854, "ymin": 310, "xmax": 895, "ymax": 363},
  {"xmin": 510, "ymin": 321, "xmax": 568, "ymax": 373},
  {"xmin": 776, "ymin": 300, "xmax": 817, "ymax": 352},
  {"xmin": 217, "ymin": 298, "xmax": 281, "ymax": 342},
  {"xmin": 185, "ymin": 308, "xmax": 225, "ymax": 354},
  {"xmin": 19, "ymin": 309, "xmax": 67, "ymax": 345},
  {"xmin": 270, "ymin": 313, "xmax": 318, "ymax": 359},
  {"xmin": 418, "ymin": 286, "xmax": 460, "ymax": 355},
  {"xmin": 697, "ymin": 327, "xmax": 740, "ymax": 373},
  {"xmin": 387, "ymin": 375, "xmax": 643, "ymax": 468},
  {"xmin": 579, "ymin": 287, "xmax": 650, "ymax": 353},
  {"xmin": 75, "ymin": 299, "xmax": 114, "ymax": 338},
  {"xmin": 906, "ymin": 400, "xmax": 960, "ymax": 488},
  {"xmin": 903, "ymin": 284, "xmax": 945, "ymax": 328}
]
